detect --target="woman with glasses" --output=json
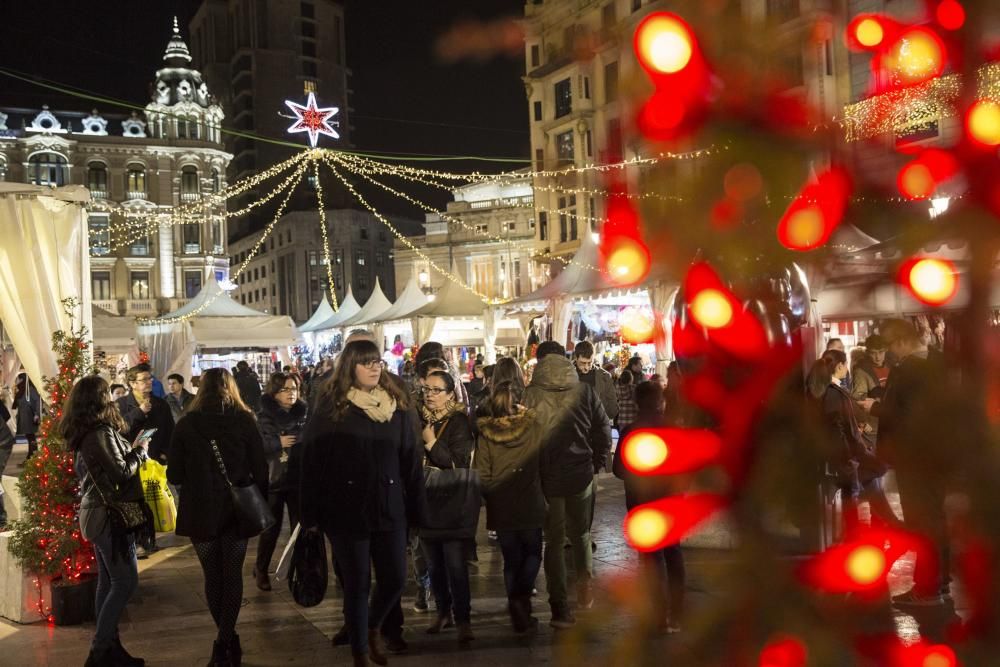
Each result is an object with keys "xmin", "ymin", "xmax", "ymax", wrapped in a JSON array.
[
  {"xmin": 252, "ymin": 372, "xmax": 308, "ymax": 591},
  {"xmin": 418, "ymin": 370, "xmax": 476, "ymax": 643},
  {"xmin": 300, "ymin": 341, "xmax": 423, "ymax": 667}
]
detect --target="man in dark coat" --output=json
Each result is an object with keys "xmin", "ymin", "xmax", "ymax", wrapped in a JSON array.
[
  {"xmin": 234, "ymin": 361, "xmax": 263, "ymax": 412},
  {"xmin": 116, "ymin": 363, "xmax": 175, "ymax": 465},
  {"xmin": 872, "ymin": 319, "xmax": 951, "ymax": 607},
  {"xmin": 165, "ymin": 373, "xmax": 195, "ymax": 423},
  {"xmin": 523, "ymin": 341, "xmax": 611, "ymax": 628}
]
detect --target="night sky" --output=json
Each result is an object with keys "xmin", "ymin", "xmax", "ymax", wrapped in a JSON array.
[{"xmin": 1, "ymin": 0, "xmax": 530, "ymax": 210}]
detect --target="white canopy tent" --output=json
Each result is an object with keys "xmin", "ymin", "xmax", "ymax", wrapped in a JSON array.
[
  {"xmin": 137, "ymin": 275, "xmax": 299, "ymax": 379},
  {"xmin": 0, "ymin": 183, "xmax": 92, "ymax": 396},
  {"xmin": 311, "ymin": 285, "xmax": 362, "ymax": 333},
  {"xmin": 336, "ymin": 277, "xmax": 394, "ymax": 348},
  {"xmin": 91, "ymin": 306, "xmax": 138, "ymax": 355},
  {"xmin": 297, "ymin": 295, "xmax": 338, "ymax": 334}
]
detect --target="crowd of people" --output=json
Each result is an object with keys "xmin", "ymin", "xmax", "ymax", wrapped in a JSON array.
[
  {"xmin": 25, "ymin": 316, "xmax": 953, "ymax": 667},
  {"xmin": 51, "ymin": 332, "xmax": 692, "ymax": 667}
]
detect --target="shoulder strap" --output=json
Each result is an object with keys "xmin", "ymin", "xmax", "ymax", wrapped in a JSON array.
[{"xmin": 207, "ymin": 438, "xmax": 234, "ymax": 489}]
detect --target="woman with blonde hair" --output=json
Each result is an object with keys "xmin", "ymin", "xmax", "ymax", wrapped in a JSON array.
[
  {"xmin": 168, "ymin": 368, "xmax": 268, "ymax": 667},
  {"xmin": 300, "ymin": 340, "xmax": 424, "ymax": 666}
]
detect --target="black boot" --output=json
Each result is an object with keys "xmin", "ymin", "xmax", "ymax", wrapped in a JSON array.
[
  {"xmin": 227, "ymin": 634, "xmax": 242, "ymax": 667},
  {"xmin": 207, "ymin": 640, "xmax": 231, "ymax": 667},
  {"xmin": 84, "ymin": 646, "xmax": 115, "ymax": 667},
  {"xmin": 332, "ymin": 624, "xmax": 351, "ymax": 646},
  {"xmin": 110, "ymin": 637, "xmax": 145, "ymax": 666}
]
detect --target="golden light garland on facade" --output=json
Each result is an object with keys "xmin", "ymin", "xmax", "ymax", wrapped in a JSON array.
[
  {"xmin": 323, "ymin": 159, "xmax": 504, "ymax": 305},
  {"xmin": 842, "ymin": 62, "xmax": 1000, "ymax": 142},
  {"xmin": 312, "ymin": 161, "xmax": 340, "ymax": 311},
  {"xmin": 330, "ymin": 153, "xmax": 605, "ymax": 272},
  {"xmin": 137, "ymin": 164, "xmax": 307, "ymax": 324}
]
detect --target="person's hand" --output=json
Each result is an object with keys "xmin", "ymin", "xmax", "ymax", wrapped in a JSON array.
[
  {"xmin": 131, "ymin": 434, "xmax": 149, "ymax": 451},
  {"xmin": 422, "ymin": 423, "xmax": 436, "ymax": 445},
  {"xmin": 858, "ymin": 398, "xmax": 875, "ymax": 411},
  {"xmin": 861, "ymin": 423, "xmax": 874, "ymax": 434},
  {"xmin": 280, "ymin": 434, "xmax": 297, "ymax": 449},
  {"xmin": 139, "ymin": 400, "xmax": 152, "ymax": 414}
]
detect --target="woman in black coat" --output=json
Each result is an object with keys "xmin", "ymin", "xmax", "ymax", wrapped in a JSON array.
[
  {"xmin": 252, "ymin": 372, "xmax": 308, "ymax": 591},
  {"xmin": 418, "ymin": 370, "xmax": 476, "ymax": 643},
  {"xmin": 300, "ymin": 340, "xmax": 423, "ymax": 667},
  {"xmin": 167, "ymin": 368, "xmax": 268, "ymax": 667},
  {"xmin": 807, "ymin": 350, "xmax": 897, "ymax": 531},
  {"xmin": 64, "ymin": 375, "xmax": 152, "ymax": 667}
]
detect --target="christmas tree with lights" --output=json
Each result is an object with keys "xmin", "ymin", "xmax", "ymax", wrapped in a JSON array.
[{"xmin": 8, "ymin": 299, "xmax": 96, "ymax": 616}]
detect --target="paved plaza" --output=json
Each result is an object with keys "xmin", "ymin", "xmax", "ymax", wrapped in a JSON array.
[{"xmin": 0, "ymin": 442, "xmax": 970, "ymax": 666}]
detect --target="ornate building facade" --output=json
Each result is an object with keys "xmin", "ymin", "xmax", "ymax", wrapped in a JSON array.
[
  {"xmin": 393, "ymin": 175, "xmax": 539, "ymax": 304},
  {"xmin": 0, "ymin": 20, "xmax": 232, "ymax": 318}
]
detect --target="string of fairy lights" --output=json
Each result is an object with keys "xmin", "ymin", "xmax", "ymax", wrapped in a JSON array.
[{"xmin": 312, "ymin": 161, "xmax": 340, "ymax": 311}]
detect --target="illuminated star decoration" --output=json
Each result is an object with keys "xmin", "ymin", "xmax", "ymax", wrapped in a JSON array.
[{"xmin": 285, "ymin": 92, "xmax": 340, "ymax": 147}]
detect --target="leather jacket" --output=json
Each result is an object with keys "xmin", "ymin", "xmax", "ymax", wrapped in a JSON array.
[{"xmin": 75, "ymin": 425, "xmax": 147, "ymax": 510}]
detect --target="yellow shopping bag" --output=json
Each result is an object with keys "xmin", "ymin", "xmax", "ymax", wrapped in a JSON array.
[{"xmin": 139, "ymin": 459, "xmax": 177, "ymax": 533}]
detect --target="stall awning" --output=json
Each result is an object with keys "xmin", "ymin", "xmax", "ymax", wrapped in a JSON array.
[
  {"xmin": 358, "ymin": 275, "xmax": 430, "ymax": 324},
  {"xmin": 298, "ymin": 295, "xmax": 337, "ymax": 333},
  {"xmin": 312, "ymin": 285, "xmax": 362, "ymax": 332},
  {"xmin": 337, "ymin": 277, "xmax": 394, "ymax": 328}
]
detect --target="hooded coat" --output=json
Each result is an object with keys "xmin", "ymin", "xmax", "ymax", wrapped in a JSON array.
[
  {"xmin": 476, "ymin": 408, "xmax": 546, "ymax": 531},
  {"xmin": 523, "ymin": 354, "xmax": 612, "ymax": 498}
]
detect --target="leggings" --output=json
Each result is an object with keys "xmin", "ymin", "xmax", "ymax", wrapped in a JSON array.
[{"xmin": 193, "ymin": 534, "xmax": 248, "ymax": 643}]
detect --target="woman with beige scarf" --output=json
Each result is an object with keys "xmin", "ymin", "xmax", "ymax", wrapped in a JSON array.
[
  {"xmin": 417, "ymin": 370, "xmax": 477, "ymax": 644},
  {"xmin": 299, "ymin": 340, "xmax": 424, "ymax": 667}
]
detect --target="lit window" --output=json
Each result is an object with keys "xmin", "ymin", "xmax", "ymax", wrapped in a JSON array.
[{"xmin": 304, "ymin": 79, "xmax": 317, "ymax": 94}]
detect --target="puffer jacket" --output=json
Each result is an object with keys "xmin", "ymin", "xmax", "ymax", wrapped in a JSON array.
[
  {"xmin": 257, "ymin": 393, "xmax": 308, "ymax": 491},
  {"xmin": 523, "ymin": 354, "xmax": 612, "ymax": 498},
  {"xmin": 476, "ymin": 408, "xmax": 546, "ymax": 531}
]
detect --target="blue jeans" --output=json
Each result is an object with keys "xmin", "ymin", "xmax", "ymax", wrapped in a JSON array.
[
  {"xmin": 90, "ymin": 525, "xmax": 138, "ymax": 652},
  {"xmin": 496, "ymin": 528, "xmax": 543, "ymax": 599},
  {"xmin": 420, "ymin": 538, "xmax": 471, "ymax": 622},
  {"xmin": 328, "ymin": 529, "xmax": 407, "ymax": 656},
  {"xmin": 642, "ymin": 545, "xmax": 685, "ymax": 623}
]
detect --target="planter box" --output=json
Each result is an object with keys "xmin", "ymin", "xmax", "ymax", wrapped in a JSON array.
[
  {"xmin": 0, "ymin": 530, "xmax": 51, "ymax": 623},
  {"xmin": 51, "ymin": 574, "xmax": 97, "ymax": 626}
]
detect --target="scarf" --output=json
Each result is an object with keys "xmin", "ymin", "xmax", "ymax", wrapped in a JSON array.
[
  {"xmin": 420, "ymin": 399, "xmax": 463, "ymax": 426},
  {"xmin": 347, "ymin": 386, "xmax": 397, "ymax": 423}
]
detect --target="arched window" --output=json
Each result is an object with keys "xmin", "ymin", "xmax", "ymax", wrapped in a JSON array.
[
  {"xmin": 211, "ymin": 167, "xmax": 221, "ymax": 193},
  {"xmin": 126, "ymin": 164, "xmax": 146, "ymax": 199},
  {"xmin": 181, "ymin": 165, "xmax": 199, "ymax": 201},
  {"xmin": 28, "ymin": 152, "xmax": 68, "ymax": 187},
  {"xmin": 0, "ymin": 155, "xmax": 7, "ymax": 181},
  {"xmin": 87, "ymin": 162, "xmax": 108, "ymax": 199}
]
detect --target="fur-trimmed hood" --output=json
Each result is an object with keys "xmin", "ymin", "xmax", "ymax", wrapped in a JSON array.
[{"xmin": 477, "ymin": 408, "xmax": 536, "ymax": 446}]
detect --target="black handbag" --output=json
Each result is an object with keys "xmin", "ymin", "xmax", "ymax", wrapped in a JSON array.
[
  {"xmin": 422, "ymin": 453, "xmax": 481, "ymax": 541},
  {"xmin": 288, "ymin": 529, "xmax": 328, "ymax": 607},
  {"xmin": 208, "ymin": 438, "xmax": 276, "ymax": 539},
  {"xmin": 88, "ymin": 460, "xmax": 155, "ymax": 559}
]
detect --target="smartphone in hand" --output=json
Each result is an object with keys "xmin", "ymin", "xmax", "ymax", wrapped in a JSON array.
[{"xmin": 133, "ymin": 428, "xmax": 157, "ymax": 448}]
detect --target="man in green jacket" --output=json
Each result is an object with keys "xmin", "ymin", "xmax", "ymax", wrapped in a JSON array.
[
  {"xmin": 572, "ymin": 340, "xmax": 619, "ymax": 425},
  {"xmin": 524, "ymin": 341, "xmax": 612, "ymax": 628}
]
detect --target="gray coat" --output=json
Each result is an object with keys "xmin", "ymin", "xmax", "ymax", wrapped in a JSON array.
[{"xmin": 579, "ymin": 367, "xmax": 619, "ymax": 421}]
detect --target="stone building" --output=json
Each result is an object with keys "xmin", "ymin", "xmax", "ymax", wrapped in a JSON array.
[
  {"xmin": 227, "ymin": 209, "xmax": 421, "ymax": 324},
  {"xmin": 0, "ymin": 19, "xmax": 232, "ymax": 318},
  {"xmin": 393, "ymin": 175, "xmax": 538, "ymax": 303}
]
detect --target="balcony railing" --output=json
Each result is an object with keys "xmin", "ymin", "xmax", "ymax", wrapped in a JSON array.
[
  {"xmin": 184, "ymin": 243, "xmax": 202, "ymax": 254},
  {"xmin": 180, "ymin": 191, "xmax": 201, "ymax": 202},
  {"xmin": 93, "ymin": 299, "xmax": 118, "ymax": 314},
  {"xmin": 125, "ymin": 299, "xmax": 156, "ymax": 315},
  {"xmin": 126, "ymin": 190, "xmax": 147, "ymax": 201},
  {"xmin": 468, "ymin": 195, "xmax": 535, "ymax": 210},
  {"xmin": 89, "ymin": 189, "xmax": 108, "ymax": 200}
]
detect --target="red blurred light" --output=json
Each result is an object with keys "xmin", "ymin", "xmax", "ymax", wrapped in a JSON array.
[
  {"xmin": 898, "ymin": 162, "xmax": 935, "ymax": 200},
  {"xmin": 682, "ymin": 262, "xmax": 770, "ymax": 360},
  {"xmin": 885, "ymin": 27, "xmax": 946, "ymax": 86},
  {"xmin": 605, "ymin": 238, "xmax": 651, "ymax": 287},
  {"xmin": 634, "ymin": 12, "xmax": 696, "ymax": 76},
  {"xmin": 965, "ymin": 99, "xmax": 1000, "ymax": 147},
  {"xmin": 619, "ymin": 306, "xmax": 656, "ymax": 343},
  {"xmin": 900, "ymin": 257, "xmax": 959, "ymax": 306},
  {"xmin": 759, "ymin": 635, "xmax": 808, "ymax": 667},
  {"xmin": 621, "ymin": 428, "xmax": 722, "ymax": 475},
  {"xmin": 799, "ymin": 527, "xmax": 922, "ymax": 595},
  {"xmin": 623, "ymin": 493, "xmax": 726, "ymax": 552},
  {"xmin": 850, "ymin": 16, "xmax": 885, "ymax": 49},
  {"xmin": 936, "ymin": 1, "xmax": 966, "ymax": 31},
  {"xmin": 777, "ymin": 166, "xmax": 852, "ymax": 251}
]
